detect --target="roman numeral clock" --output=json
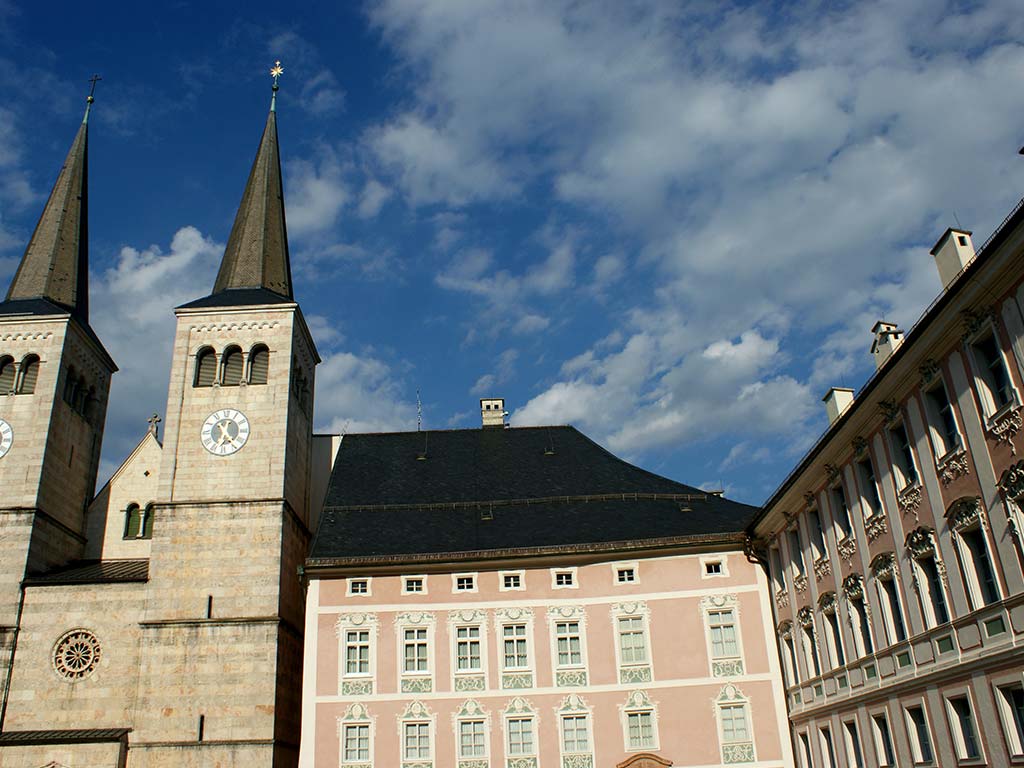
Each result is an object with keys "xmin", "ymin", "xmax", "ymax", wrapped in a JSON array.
[
  {"xmin": 200, "ymin": 409, "xmax": 250, "ymax": 456},
  {"xmin": 0, "ymin": 418, "xmax": 12, "ymax": 458}
]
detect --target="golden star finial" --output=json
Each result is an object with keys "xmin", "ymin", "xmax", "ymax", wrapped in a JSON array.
[{"xmin": 270, "ymin": 60, "xmax": 284, "ymax": 87}]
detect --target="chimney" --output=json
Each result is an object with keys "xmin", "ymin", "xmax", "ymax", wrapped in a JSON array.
[
  {"xmin": 870, "ymin": 320, "xmax": 904, "ymax": 369},
  {"xmin": 480, "ymin": 397, "xmax": 508, "ymax": 428},
  {"xmin": 929, "ymin": 228, "xmax": 975, "ymax": 289},
  {"xmin": 822, "ymin": 387, "xmax": 854, "ymax": 425}
]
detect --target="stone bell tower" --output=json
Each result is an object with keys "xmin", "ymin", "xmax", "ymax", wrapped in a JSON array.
[
  {"xmin": 134, "ymin": 68, "xmax": 319, "ymax": 767},
  {"xmin": 0, "ymin": 91, "xmax": 116, "ymax": 689}
]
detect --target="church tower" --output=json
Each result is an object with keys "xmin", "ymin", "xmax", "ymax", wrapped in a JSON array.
[
  {"xmin": 135, "ymin": 70, "xmax": 319, "ymax": 766},
  {"xmin": 0, "ymin": 91, "xmax": 115, "ymax": 648}
]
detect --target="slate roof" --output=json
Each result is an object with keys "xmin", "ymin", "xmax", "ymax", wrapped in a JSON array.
[
  {"xmin": 24, "ymin": 559, "xmax": 149, "ymax": 586},
  {"xmin": 178, "ymin": 287, "xmax": 295, "ymax": 310},
  {"xmin": 0, "ymin": 728, "xmax": 130, "ymax": 745},
  {"xmin": 309, "ymin": 426, "xmax": 759, "ymax": 566}
]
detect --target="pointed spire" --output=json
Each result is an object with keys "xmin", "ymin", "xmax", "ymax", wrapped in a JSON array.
[
  {"xmin": 5, "ymin": 82, "xmax": 96, "ymax": 320},
  {"xmin": 211, "ymin": 62, "xmax": 293, "ymax": 300}
]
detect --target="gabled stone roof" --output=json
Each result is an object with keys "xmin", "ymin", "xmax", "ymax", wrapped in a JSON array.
[{"xmin": 24, "ymin": 559, "xmax": 148, "ymax": 586}]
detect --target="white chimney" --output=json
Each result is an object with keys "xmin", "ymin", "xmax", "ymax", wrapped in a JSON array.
[
  {"xmin": 929, "ymin": 228, "xmax": 975, "ymax": 289},
  {"xmin": 480, "ymin": 397, "xmax": 508, "ymax": 428},
  {"xmin": 822, "ymin": 387, "xmax": 854, "ymax": 425},
  {"xmin": 870, "ymin": 320, "xmax": 904, "ymax": 369}
]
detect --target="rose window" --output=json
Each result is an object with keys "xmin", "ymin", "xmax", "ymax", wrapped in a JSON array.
[{"xmin": 53, "ymin": 630, "xmax": 101, "ymax": 680}]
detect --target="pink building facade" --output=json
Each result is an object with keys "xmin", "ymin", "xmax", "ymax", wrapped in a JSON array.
[{"xmin": 298, "ymin": 426, "xmax": 794, "ymax": 767}]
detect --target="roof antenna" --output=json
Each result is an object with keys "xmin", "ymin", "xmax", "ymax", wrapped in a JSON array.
[
  {"xmin": 416, "ymin": 389, "xmax": 422, "ymax": 432},
  {"xmin": 953, "ymin": 211, "xmax": 962, "ymax": 229}
]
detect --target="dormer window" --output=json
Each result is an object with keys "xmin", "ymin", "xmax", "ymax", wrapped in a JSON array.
[{"xmin": 454, "ymin": 574, "xmax": 477, "ymax": 592}]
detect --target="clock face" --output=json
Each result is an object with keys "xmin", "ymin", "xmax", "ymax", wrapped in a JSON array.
[
  {"xmin": 200, "ymin": 409, "xmax": 250, "ymax": 456},
  {"xmin": 0, "ymin": 419, "xmax": 11, "ymax": 458}
]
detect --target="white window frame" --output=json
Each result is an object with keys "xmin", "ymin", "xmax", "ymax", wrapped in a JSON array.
[
  {"xmin": 396, "ymin": 613, "xmax": 435, "ymax": 685},
  {"xmin": 903, "ymin": 699, "xmax": 936, "ymax": 765},
  {"xmin": 552, "ymin": 616, "xmax": 586, "ymax": 670},
  {"xmin": 991, "ymin": 674, "xmax": 1024, "ymax": 759},
  {"xmin": 346, "ymin": 577, "xmax": 372, "ymax": 597},
  {"xmin": 399, "ymin": 712, "xmax": 434, "ymax": 762},
  {"xmin": 718, "ymin": 700, "xmax": 752, "ymax": 748},
  {"xmin": 874, "ymin": 572, "xmax": 907, "ymax": 646},
  {"xmin": 621, "ymin": 691, "xmax": 659, "ymax": 751},
  {"xmin": 338, "ymin": 705, "xmax": 374, "ymax": 766},
  {"xmin": 612, "ymin": 560, "xmax": 640, "ymax": 585},
  {"xmin": 945, "ymin": 688, "xmax": 986, "ymax": 762},
  {"xmin": 910, "ymin": 547, "xmax": 949, "ymax": 629},
  {"xmin": 612, "ymin": 603, "xmax": 652, "ymax": 676},
  {"xmin": 342, "ymin": 628, "xmax": 372, "ymax": 678},
  {"xmin": 503, "ymin": 698, "xmax": 539, "ymax": 759},
  {"xmin": 449, "ymin": 609, "xmax": 488, "ymax": 688},
  {"xmin": 922, "ymin": 375, "xmax": 962, "ymax": 461},
  {"xmin": 701, "ymin": 555, "xmax": 729, "ymax": 578},
  {"xmin": 820, "ymin": 602, "xmax": 846, "ymax": 670},
  {"xmin": 966, "ymin": 321, "xmax": 1019, "ymax": 421},
  {"xmin": 558, "ymin": 695, "xmax": 593, "ymax": 762},
  {"xmin": 500, "ymin": 622, "xmax": 531, "ymax": 671},
  {"xmin": 887, "ymin": 418, "xmax": 919, "ymax": 491},
  {"xmin": 798, "ymin": 730, "xmax": 814, "ymax": 768},
  {"xmin": 341, "ymin": 722, "xmax": 371, "ymax": 764},
  {"xmin": 499, "ymin": 569, "xmax": 525, "ymax": 592},
  {"xmin": 702, "ymin": 596, "xmax": 744, "ymax": 670},
  {"xmin": 454, "ymin": 700, "xmax": 490, "ymax": 760},
  {"xmin": 552, "ymin": 567, "xmax": 578, "ymax": 589},
  {"xmin": 842, "ymin": 717, "xmax": 865, "ymax": 768},
  {"xmin": 402, "ymin": 574, "xmax": 427, "ymax": 595},
  {"xmin": 950, "ymin": 513, "xmax": 1002, "ymax": 610},
  {"xmin": 454, "ymin": 624, "xmax": 484, "ymax": 674},
  {"xmin": 452, "ymin": 572, "xmax": 478, "ymax": 593},
  {"xmin": 847, "ymin": 592, "xmax": 874, "ymax": 658},
  {"xmin": 870, "ymin": 707, "xmax": 897, "ymax": 767},
  {"xmin": 819, "ymin": 725, "xmax": 838, "ymax": 768},
  {"xmin": 336, "ymin": 614, "xmax": 378, "ymax": 692},
  {"xmin": 855, "ymin": 454, "xmax": 884, "ymax": 519}
]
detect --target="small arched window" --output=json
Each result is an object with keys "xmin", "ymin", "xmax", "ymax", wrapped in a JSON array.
[
  {"xmin": 63, "ymin": 366, "xmax": 78, "ymax": 404},
  {"xmin": 221, "ymin": 346, "xmax": 243, "ymax": 387},
  {"xmin": 140, "ymin": 503, "xmax": 155, "ymax": 539},
  {"xmin": 124, "ymin": 503, "xmax": 142, "ymax": 538},
  {"xmin": 19, "ymin": 355, "xmax": 39, "ymax": 394},
  {"xmin": 73, "ymin": 376, "xmax": 88, "ymax": 414},
  {"xmin": 0, "ymin": 356, "xmax": 15, "ymax": 394},
  {"xmin": 249, "ymin": 345, "xmax": 269, "ymax": 385},
  {"xmin": 194, "ymin": 347, "xmax": 217, "ymax": 388}
]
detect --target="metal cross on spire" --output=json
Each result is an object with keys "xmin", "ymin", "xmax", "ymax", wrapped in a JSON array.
[
  {"xmin": 147, "ymin": 413, "xmax": 161, "ymax": 439},
  {"xmin": 83, "ymin": 74, "xmax": 101, "ymax": 124},
  {"xmin": 270, "ymin": 60, "xmax": 283, "ymax": 112}
]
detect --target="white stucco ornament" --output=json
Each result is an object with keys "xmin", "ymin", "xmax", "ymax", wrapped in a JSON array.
[{"xmin": 201, "ymin": 408, "xmax": 250, "ymax": 456}]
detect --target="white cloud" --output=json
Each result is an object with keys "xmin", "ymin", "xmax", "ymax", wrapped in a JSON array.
[
  {"xmin": 315, "ymin": 350, "xmax": 417, "ymax": 434},
  {"xmin": 284, "ymin": 146, "xmax": 351, "ymax": 238},
  {"xmin": 357, "ymin": 179, "xmax": 392, "ymax": 219},
  {"xmin": 470, "ymin": 348, "xmax": 518, "ymax": 395}
]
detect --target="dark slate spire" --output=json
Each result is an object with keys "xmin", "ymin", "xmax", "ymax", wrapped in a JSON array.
[
  {"xmin": 5, "ymin": 94, "xmax": 92, "ymax": 320},
  {"xmin": 211, "ymin": 70, "xmax": 293, "ymax": 301}
]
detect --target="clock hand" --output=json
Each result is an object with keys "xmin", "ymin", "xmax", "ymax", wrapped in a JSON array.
[{"xmin": 215, "ymin": 421, "xmax": 231, "ymax": 445}]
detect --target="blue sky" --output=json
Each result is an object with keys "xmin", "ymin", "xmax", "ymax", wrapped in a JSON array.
[{"xmin": 3, "ymin": 0, "xmax": 1024, "ymax": 504}]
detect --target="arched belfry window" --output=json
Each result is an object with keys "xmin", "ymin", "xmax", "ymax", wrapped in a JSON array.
[
  {"xmin": 19, "ymin": 355, "xmax": 39, "ymax": 394},
  {"xmin": 221, "ymin": 346, "xmax": 244, "ymax": 387},
  {"xmin": 124, "ymin": 504, "xmax": 142, "ymax": 538},
  {"xmin": 0, "ymin": 356, "xmax": 15, "ymax": 394},
  {"xmin": 63, "ymin": 366, "xmax": 78, "ymax": 404},
  {"xmin": 140, "ymin": 503, "xmax": 155, "ymax": 539},
  {"xmin": 248, "ymin": 344, "xmax": 269, "ymax": 385},
  {"xmin": 194, "ymin": 347, "xmax": 216, "ymax": 388}
]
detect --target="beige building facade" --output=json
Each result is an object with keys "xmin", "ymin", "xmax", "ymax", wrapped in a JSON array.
[{"xmin": 749, "ymin": 207, "xmax": 1024, "ymax": 767}]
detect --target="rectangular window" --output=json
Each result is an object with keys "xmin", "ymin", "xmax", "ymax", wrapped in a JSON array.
[
  {"xmin": 961, "ymin": 527, "xmax": 1000, "ymax": 606},
  {"xmin": 403, "ymin": 628, "xmax": 428, "ymax": 673},
  {"xmin": 502, "ymin": 624, "xmax": 529, "ymax": 669},
  {"xmin": 555, "ymin": 621, "xmax": 583, "ymax": 667},
  {"xmin": 948, "ymin": 695, "xmax": 981, "ymax": 760},
  {"xmin": 455, "ymin": 574, "xmax": 476, "ymax": 592},
  {"xmin": 830, "ymin": 484, "xmax": 853, "ymax": 540},
  {"xmin": 789, "ymin": 528, "xmax": 807, "ymax": 577},
  {"xmin": 458, "ymin": 720, "xmax": 486, "ymax": 758},
  {"xmin": 561, "ymin": 714, "xmax": 591, "ymax": 752},
  {"xmin": 905, "ymin": 705, "xmax": 934, "ymax": 764},
  {"xmin": 344, "ymin": 630, "xmax": 370, "ymax": 675},
  {"xmin": 403, "ymin": 722, "xmax": 430, "ymax": 760},
  {"xmin": 402, "ymin": 576, "xmax": 425, "ymax": 594},
  {"xmin": 705, "ymin": 560, "xmax": 723, "ymax": 575},
  {"xmin": 783, "ymin": 635, "xmax": 799, "ymax": 686},
  {"xmin": 770, "ymin": 548, "xmax": 785, "ymax": 591},
  {"xmin": 872, "ymin": 712, "xmax": 896, "ymax": 767},
  {"xmin": 824, "ymin": 610, "xmax": 846, "ymax": 668},
  {"xmin": 627, "ymin": 711, "xmax": 655, "ymax": 749},
  {"xmin": 720, "ymin": 704, "xmax": 750, "ymax": 742},
  {"xmin": 343, "ymin": 724, "xmax": 370, "ymax": 762},
  {"xmin": 456, "ymin": 626, "xmax": 481, "ymax": 671},
  {"xmin": 554, "ymin": 570, "xmax": 576, "ymax": 587},
  {"xmin": 971, "ymin": 330, "xmax": 1015, "ymax": 415},
  {"xmin": 617, "ymin": 567, "xmax": 636, "ymax": 583},
  {"xmin": 889, "ymin": 421, "xmax": 919, "ymax": 489},
  {"xmin": 850, "ymin": 595, "xmax": 874, "ymax": 656},
  {"xmin": 618, "ymin": 616, "xmax": 648, "ymax": 665},
  {"xmin": 348, "ymin": 578, "xmax": 369, "ymax": 595},
  {"xmin": 878, "ymin": 577, "xmax": 907, "ymax": 644},
  {"xmin": 708, "ymin": 609, "xmax": 739, "ymax": 659},
  {"xmin": 843, "ymin": 719, "xmax": 865, "ymax": 768},
  {"xmin": 916, "ymin": 555, "xmax": 950, "ymax": 626},
  {"xmin": 799, "ymin": 732, "xmax": 813, "ymax": 768},
  {"xmin": 924, "ymin": 380, "xmax": 960, "ymax": 457},
  {"xmin": 508, "ymin": 717, "xmax": 535, "ymax": 755},
  {"xmin": 802, "ymin": 624, "xmax": 821, "ymax": 677},
  {"xmin": 820, "ymin": 726, "xmax": 838, "ymax": 768},
  {"xmin": 807, "ymin": 509, "xmax": 827, "ymax": 558},
  {"xmin": 501, "ymin": 572, "xmax": 523, "ymax": 590},
  {"xmin": 857, "ymin": 457, "xmax": 883, "ymax": 518},
  {"xmin": 996, "ymin": 683, "xmax": 1024, "ymax": 757}
]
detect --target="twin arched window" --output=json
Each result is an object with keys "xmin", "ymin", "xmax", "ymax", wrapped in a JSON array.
[
  {"xmin": 124, "ymin": 503, "xmax": 155, "ymax": 539},
  {"xmin": 0, "ymin": 354, "xmax": 41, "ymax": 395},
  {"xmin": 62, "ymin": 365, "xmax": 93, "ymax": 418},
  {"xmin": 194, "ymin": 344, "xmax": 270, "ymax": 388}
]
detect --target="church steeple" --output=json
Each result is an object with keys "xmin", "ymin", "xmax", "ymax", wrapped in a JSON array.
[
  {"xmin": 211, "ymin": 62, "xmax": 293, "ymax": 301},
  {"xmin": 5, "ymin": 87, "xmax": 94, "ymax": 321}
]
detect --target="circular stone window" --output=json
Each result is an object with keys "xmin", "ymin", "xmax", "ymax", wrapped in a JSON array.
[{"xmin": 53, "ymin": 629, "xmax": 101, "ymax": 680}]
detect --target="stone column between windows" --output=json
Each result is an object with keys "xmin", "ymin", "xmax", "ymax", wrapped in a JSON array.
[
  {"xmin": 836, "ymin": 463, "xmax": 869, "ymax": 660},
  {"xmin": 779, "ymin": 530, "xmax": 812, "ymax": 684},
  {"xmin": 906, "ymin": 395, "xmax": 971, "ymax": 616},
  {"xmin": 950, "ymin": 351, "xmax": 1024, "ymax": 594},
  {"xmin": 873, "ymin": 433, "xmax": 909, "ymax": 638}
]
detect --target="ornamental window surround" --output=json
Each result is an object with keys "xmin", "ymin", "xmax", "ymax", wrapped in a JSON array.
[
  {"xmin": 395, "ymin": 612, "xmax": 435, "ymax": 694},
  {"xmin": 454, "ymin": 699, "xmax": 489, "ymax": 761},
  {"xmin": 702, "ymin": 594, "xmax": 744, "ymax": 677},
  {"xmin": 855, "ymin": 454, "xmax": 884, "ymax": 519},
  {"xmin": 966, "ymin": 322, "xmax": 1018, "ymax": 419},
  {"xmin": 829, "ymin": 482, "xmax": 854, "ymax": 542},
  {"xmin": 807, "ymin": 507, "xmax": 828, "ymax": 560},
  {"xmin": 449, "ymin": 609, "xmax": 488, "ymax": 692},
  {"xmin": 621, "ymin": 690, "xmax": 659, "ymax": 751},
  {"xmin": 717, "ymin": 684, "xmax": 755, "ymax": 764},
  {"xmin": 871, "ymin": 554, "xmax": 907, "ymax": 646},
  {"xmin": 335, "ymin": 613, "xmax": 378, "ymax": 696},
  {"xmin": 777, "ymin": 622, "xmax": 799, "ymax": 687},
  {"xmin": 797, "ymin": 607, "xmax": 821, "ymax": 678},
  {"xmin": 922, "ymin": 376, "xmax": 962, "ymax": 460},
  {"xmin": 399, "ymin": 701, "xmax": 434, "ymax": 763},
  {"xmin": 503, "ymin": 697, "xmax": 538, "ymax": 760},
  {"xmin": 998, "ymin": 461, "xmax": 1024, "ymax": 562},
  {"xmin": 547, "ymin": 605, "xmax": 589, "ymax": 687},
  {"xmin": 769, "ymin": 547, "xmax": 786, "ymax": 592},
  {"xmin": 337, "ymin": 703, "xmax": 373, "ymax": 765},
  {"xmin": 818, "ymin": 592, "xmax": 846, "ymax": 670},
  {"xmin": 947, "ymin": 497, "xmax": 1001, "ymax": 609},
  {"xmin": 612, "ymin": 602, "xmax": 653, "ymax": 684},
  {"xmin": 558, "ymin": 694, "xmax": 593, "ymax": 761},
  {"xmin": 842, "ymin": 574, "xmax": 874, "ymax": 658},
  {"xmin": 887, "ymin": 419, "xmax": 919, "ymax": 491},
  {"xmin": 788, "ymin": 527, "xmax": 808, "ymax": 579},
  {"xmin": 905, "ymin": 528, "xmax": 949, "ymax": 628}
]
